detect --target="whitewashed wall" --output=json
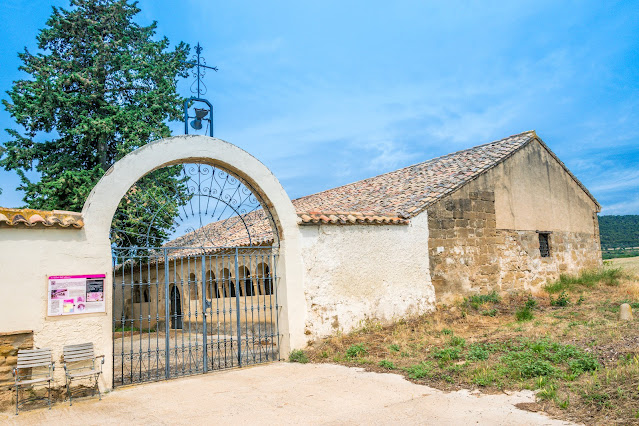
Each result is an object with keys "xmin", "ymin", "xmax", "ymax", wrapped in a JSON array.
[{"xmin": 299, "ymin": 212, "xmax": 435, "ymax": 340}]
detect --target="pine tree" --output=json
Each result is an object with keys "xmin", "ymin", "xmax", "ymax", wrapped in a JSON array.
[
  {"xmin": 1, "ymin": 0, "xmax": 193, "ymax": 248},
  {"xmin": 2, "ymin": 0, "xmax": 190, "ymax": 210}
]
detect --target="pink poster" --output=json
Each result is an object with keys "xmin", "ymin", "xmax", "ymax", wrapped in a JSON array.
[{"xmin": 48, "ymin": 274, "xmax": 105, "ymax": 316}]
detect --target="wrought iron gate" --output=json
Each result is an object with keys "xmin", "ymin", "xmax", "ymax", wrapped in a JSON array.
[{"xmin": 111, "ymin": 163, "xmax": 281, "ymax": 387}]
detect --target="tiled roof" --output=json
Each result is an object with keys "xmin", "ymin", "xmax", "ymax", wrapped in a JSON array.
[
  {"xmin": 297, "ymin": 211, "xmax": 408, "ymax": 225},
  {"xmin": 293, "ymin": 131, "xmax": 537, "ymax": 218},
  {"xmin": 164, "ymin": 209, "xmax": 276, "ymax": 255},
  {"xmin": 0, "ymin": 208, "xmax": 84, "ymax": 228}
]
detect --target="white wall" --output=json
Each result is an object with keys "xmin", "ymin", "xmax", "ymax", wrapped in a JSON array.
[
  {"xmin": 299, "ymin": 213, "xmax": 435, "ymax": 340},
  {"xmin": 0, "ymin": 226, "xmax": 111, "ymax": 388}
]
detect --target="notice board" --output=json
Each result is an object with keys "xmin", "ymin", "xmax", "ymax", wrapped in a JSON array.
[{"xmin": 48, "ymin": 274, "xmax": 106, "ymax": 316}]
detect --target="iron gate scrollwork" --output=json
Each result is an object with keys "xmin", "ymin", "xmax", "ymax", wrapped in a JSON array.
[{"xmin": 111, "ymin": 163, "xmax": 280, "ymax": 387}]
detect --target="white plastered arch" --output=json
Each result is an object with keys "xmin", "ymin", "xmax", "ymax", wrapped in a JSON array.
[{"xmin": 82, "ymin": 135, "xmax": 306, "ymax": 385}]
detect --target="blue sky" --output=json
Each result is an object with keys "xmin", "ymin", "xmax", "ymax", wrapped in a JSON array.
[{"xmin": 0, "ymin": 1, "xmax": 637, "ymax": 214}]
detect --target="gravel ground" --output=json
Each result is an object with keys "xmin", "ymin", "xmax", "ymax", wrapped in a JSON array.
[{"xmin": 2, "ymin": 363, "xmax": 573, "ymax": 425}]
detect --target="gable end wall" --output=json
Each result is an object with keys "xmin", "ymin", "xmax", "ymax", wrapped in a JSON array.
[{"xmin": 426, "ymin": 139, "xmax": 602, "ymax": 301}]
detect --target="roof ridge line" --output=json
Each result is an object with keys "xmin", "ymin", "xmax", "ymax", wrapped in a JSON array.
[{"xmin": 292, "ymin": 130, "xmax": 536, "ymax": 203}]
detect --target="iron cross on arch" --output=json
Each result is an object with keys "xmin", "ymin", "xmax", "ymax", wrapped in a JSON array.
[{"xmin": 184, "ymin": 42, "xmax": 218, "ymax": 137}]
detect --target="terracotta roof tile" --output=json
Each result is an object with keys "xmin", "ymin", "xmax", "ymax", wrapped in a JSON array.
[
  {"xmin": 292, "ymin": 131, "xmax": 537, "ymax": 218},
  {"xmin": 0, "ymin": 208, "xmax": 84, "ymax": 229},
  {"xmin": 296, "ymin": 211, "xmax": 408, "ymax": 225}
]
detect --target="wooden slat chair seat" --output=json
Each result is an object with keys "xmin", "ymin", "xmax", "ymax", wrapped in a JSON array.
[
  {"xmin": 62, "ymin": 343, "xmax": 104, "ymax": 405},
  {"xmin": 13, "ymin": 348, "xmax": 55, "ymax": 415}
]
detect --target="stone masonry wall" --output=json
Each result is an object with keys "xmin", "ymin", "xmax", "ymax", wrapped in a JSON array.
[
  {"xmin": 0, "ymin": 330, "xmax": 33, "ymax": 389},
  {"xmin": 497, "ymin": 229, "xmax": 601, "ymax": 289},
  {"xmin": 427, "ymin": 180, "xmax": 500, "ymax": 301},
  {"xmin": 427, "ymin": 177, "xmax": 601, "ymax": 302}
]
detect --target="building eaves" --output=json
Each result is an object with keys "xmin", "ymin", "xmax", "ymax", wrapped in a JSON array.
[{"xmin": 0, "ymin": 207, "xmax": 84, "ymax": 229}]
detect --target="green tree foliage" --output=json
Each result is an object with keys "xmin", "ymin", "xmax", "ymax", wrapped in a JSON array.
[
  {"xmin": 598, "ymin": 215, "xmax": 639, "ymax": 249},
  {"xmin": 1, "ymin": 0, "xmax": 193, "ymax": 247}
]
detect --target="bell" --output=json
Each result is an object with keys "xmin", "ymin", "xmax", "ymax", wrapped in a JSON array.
[
  {"xmin": 194, "ymin": 108, "xmax": 209, "ymax": 119},
  {"xmin": 190, "ymin": 108, "xmax": 209, "ymax": 130},
  {"xmin": 190, "ymin": 119, "xmax": 203, "ymax": 130}
]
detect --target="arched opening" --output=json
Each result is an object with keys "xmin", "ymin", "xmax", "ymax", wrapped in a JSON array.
[
  {"xmin": 132, "ymin": 282, "xmax": 150, "ymax": 303},
  {"xmin": 220, "ymin": 268, "xmax": 234, "ymax": 298},
  {"xmin": 98, "ymin": 136, "xmax": 302, "ymax": 388},
  {"xmin": 256, "ymin": 263, "xmax": 272, "ymax": 296},
  {"xmin": 206, "ymin": 270, "xmax": 218, "ymax": 299},
  {"xmin": 239, "ymin": 266, "xmax": 253, "ymax": 297},
  {"xmin": 189, "ymin": 273, "xmax": 198, "ymax": 300},
  {"xmin": 170, "ymin": 285, "xmax": 182, "ymax": 330}
]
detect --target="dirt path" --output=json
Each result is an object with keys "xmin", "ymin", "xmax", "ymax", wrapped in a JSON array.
[{"xmin": 2, "ymin": 363, "xmax": 572, "ymax": 425}]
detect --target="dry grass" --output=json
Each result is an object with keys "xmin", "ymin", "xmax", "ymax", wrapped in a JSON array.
[
  {"xmin": 608, "ymin": 256, "xmax": 639, "ymax": 277},
  {"xmin": 302, "ymin": 263, "xmax": 639, "ymax": 425}
]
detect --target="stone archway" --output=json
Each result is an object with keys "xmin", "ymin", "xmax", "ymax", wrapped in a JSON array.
[{"xmin": 82, "ymin": 135, "xmax": 305, "ymax": 388}]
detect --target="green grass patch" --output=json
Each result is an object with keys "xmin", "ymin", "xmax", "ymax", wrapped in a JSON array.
[
  {"xmin": 432, "ymin": 347, "xmax": 461, "ymax": 361},
  {"xmin": 465, "ymin": 291, "xmax": 500, "ymax": 310},
  {"xmin": 546, "ymin": 268, "xmax": 624, "ymax": 293},
  {"xmin": 467, "ymin": 343, "xmax": 490, "ymax": 361}
]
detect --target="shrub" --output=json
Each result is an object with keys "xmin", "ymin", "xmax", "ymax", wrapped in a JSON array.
[
  {"xmin": 512, "ymin": 358, "xmax": 556, "ymax": 378},
  {"xmin": 289, "ymin": 349, "xmax": 309, "ymax": 364},
  {"xmin": 441, "ymin": 328, "xmax": 453, "ymax": 335},
  {"xmin": 389, "ymin": 344, "xmax": 400, "ymax": 353},
  {"xmin": 568, "ymin": 355, "xmax": 600, "ymax": 374}
]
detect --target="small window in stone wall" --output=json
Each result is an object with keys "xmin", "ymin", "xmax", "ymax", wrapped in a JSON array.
[{"xmin": 539, "ymin": 233, "xmax": 551, "ymax": 257}]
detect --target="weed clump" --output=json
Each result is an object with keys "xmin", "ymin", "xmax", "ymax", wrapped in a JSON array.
[
  {"xmin": 346, "ymin": 343, "xmax": 368, "ymax": 359},
  {"xmin": 404, "ymin": 362, "xmax": 432, "ymax": 379},
  {"xmin": 465, "ymin": 291, "xmax": 500, "ymax": 310},
  {"xmin": 550, "ymin": 291, "xmax": 570, "ymax": 307},
  {"xmin": 515, "ymin": 306, "xmax": 534, "ymax": 321},
  {"xmin": 432, "ymin": 347, "xmax": 461, "ymax": 361},
  {"xmin": 449, "ymin": 335, "xmax": 466, "ymax": 347},
  {"xmin": 289, "ymin": 349, "xmax": 309, "ymax": 364},
  {"xmin": 378, "ymin": 359, "xmax": 396, "ymax": 370}
]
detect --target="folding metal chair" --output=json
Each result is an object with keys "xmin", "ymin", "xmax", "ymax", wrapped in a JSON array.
[
  {"xmin": 62, "ymin": 342, "xmax": 104, "ymax": 405},
  {"xmin": 13, "ymin": 348, "xmax": 55, "ymax": 415}
]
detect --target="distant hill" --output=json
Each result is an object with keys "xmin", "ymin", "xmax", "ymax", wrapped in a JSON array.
[{"xmin": 598, "ymin": 215, "xmax": 639, "ymax": 249}]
